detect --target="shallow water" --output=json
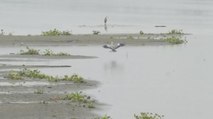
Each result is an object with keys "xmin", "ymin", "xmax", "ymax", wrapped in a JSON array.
[
  {"xmin": 0, "ymin": 0, "xmax": 213, "ymax": 119},
  {"xmin": 0, "ymin": 38, "xmax": 212, "ymax": 119},
  {"xmin": 0, "ymin": 0, "xmax": 213, "ymax": 35}
]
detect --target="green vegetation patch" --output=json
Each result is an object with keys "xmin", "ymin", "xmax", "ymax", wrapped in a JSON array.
[
  {"xmin": 134, "ymin": 112, "xmax": 164, "ymax": 119},
  {"xmin": 163, "ymin": 36, "xmax": 184, "ymax": 44},
  {"xmin": 168, "ymin": 29, "xmax": 183, "ymax": 34},
  {"xmin": 6, "ymin": 70, "xmax": 23, "ymax": 80},
  {"xmin": 19, "ymin": 47, "xmax": 70, "ymax": 56},
  {"xmin": 34, "ymin": 89, "xmax": 44, "ymax": 94},
  {"xmin": 5, "ymin": 68, "xmax": 85, "ymax": 83},
  {"xmin": 63, "ymin": 92, "xmax": 95, "ymax": 108},
  {"xmin": 94, "ymin": 115, "xmax": 111, "ymax": 119},
  {"xmin": 20, "ymin": 47, "xmax": 40, "ymax": 55},
  {"xmin": 62, "ymin": 75, "xmax": 84, "ymax": 83},
  {"xmin": 41, "ymin": 28, "xmax": 71, "ymax": 36}
]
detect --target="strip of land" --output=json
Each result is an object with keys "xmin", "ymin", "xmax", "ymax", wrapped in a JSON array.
[{"xmin": 0, "ymin": 33, "xmax": 183, "ymax": 46}]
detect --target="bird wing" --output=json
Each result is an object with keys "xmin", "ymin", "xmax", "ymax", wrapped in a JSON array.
[
  {"xmin": 103, "ymin": 45, "xmax": 113, "ymax": 50},
  {"xmin": 114, "ymin": 43, "xmax": 125, "ymax": 49}
]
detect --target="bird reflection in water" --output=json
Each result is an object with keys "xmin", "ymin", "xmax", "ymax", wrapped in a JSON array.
[{"xmin": 104, "ymin": 60, "xmax": 124, "ymax": 73}]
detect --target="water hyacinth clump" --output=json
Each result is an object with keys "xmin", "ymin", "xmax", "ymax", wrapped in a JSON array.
[
  {"xmin": 43, "ymin": 49, "xmax": 71, "ymax": 56},
  {"xmin": 163, "ymin": 36, "xmax": 184, "ymax": 44},
  {"xmin": 168, "ymin": 29, "xmax": 183, "ymax": 34},
  {"xmin": 19, "ymin": 47, "xmax": 70, "ymax": 56},
  {"xmin": 5, "ymin": 69, "xmax": 85, "ymax": 83},
  {"xmin": 63, "ymin": 92, "xmax": 95, "ymax": 108},
  {"xmin": 64, "ymin": 92, "xmax": 86, "ymax": 102},
  {"xmin": 62, "ymin": 74, "xmax": 84, "ymax": 83},
  {"xmin": 41, "ymin": 28, "xmax": 71, "ymax": 36},
  {"xmin": 134, "ymin": 112, "xmax": 164, "ymax": 119},
  {"xmin": 20, "ymin": 47, "xmax": 40, "ymax": 55},
  {"xmin": 94, "ymin": 115, "xmax": 111, "ymax": 119},
  {"xmin": 6, "ymin": 70, "xmax": 23, "ymax": 80},
  {"xmin": 34, "ymin": 89, "xmax": 44, "ymax": 94}
]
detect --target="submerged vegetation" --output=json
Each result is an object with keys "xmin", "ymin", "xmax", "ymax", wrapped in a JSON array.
[
  {"xmin": 19, "ymin": 47, "xmax": 70, "ymax": 56},
  {"xmin": 41, "ymin": 28, "xmax": 71, "ymax": 36},
  {"xmin": 5, "ymin": 68, "xmax": 85, "ymax": 83},
  {"xmin": 134, "ymin": 112, "xmax": 164, "ymax": 119}
]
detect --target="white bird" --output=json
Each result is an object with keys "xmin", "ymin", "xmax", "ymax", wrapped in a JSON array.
[{"xmin": 103, "ymin": 41, "xmax": 125, "ymax": 52}]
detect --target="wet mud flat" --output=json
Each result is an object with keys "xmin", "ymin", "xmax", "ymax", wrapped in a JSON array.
[
  {"xmin": 0, "ymin": 53, "xmax": 99, "ymax": 119},
  {"xmin": 0, "ymin": 76, "xmax": 99, "ymax": 119}
]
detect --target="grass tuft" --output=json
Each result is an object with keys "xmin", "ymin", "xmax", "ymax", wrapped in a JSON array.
[
  {"xmin": 168, "ymin": 29, "xmax": 183, "ymax": 34},
  {"xmin": 94, "ymin": 115, "xmax": 111, "ymax": 119},
  {"xmin": 41, "ymin": 28, "xmax": 71, "ymax": 36},
  {"xmin": 19, "ymin": 47, "xmax": 70, "ymax": 56},
  {"xmin": 63, "ymin": 92, "xmax": 95, "ymax": 108},
  {"xmin": 34, "ymin": 89, "xmax": 44, "ymax": 94},
  {"xmin": 5, "ymin": 69, "xmax": 85, "ymax": 83},
  {"xmin": 163, "ymin": 36, "xmax": 184, "ymax": 44},
  {"xmin": 62, "ymin": 74, "xmax": 84, "ymax": 83},
  {"xmin": 6, "ymin": 71, "xmax": 23, "ymax": 80},
  {"xmin": 20, "ymin": 47, "xmax": 40, "ymax": 55}
]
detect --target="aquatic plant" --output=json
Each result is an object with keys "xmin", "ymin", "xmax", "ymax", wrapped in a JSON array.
[
  {"xmin": 41, "ymin": 28, "xmax": 72, "ymax": 36},
  {"xmin": 140, "ymin": 30, "xmax": 144, "ymax": 35},
  {"xmin": 6, "ymin": 70, "xmax": 23, "ymax": 80},
  {"xmin": 163, "ymin": 36, "xmax": 184, "ymax": 44},
  {"xmin": 64, "ymin": 92, "xmax": 86, "ymax": 102},
  {"xmin": 5, "ymin": 69, "xmax": 85, "ymax": 83},
  {"xmin": 34, "ymin": 89, "xmax": 44, "ymax": 94},
  {"xmin": 43, "ymin": 49, "xmax": 54, "ymax": 56},
  {"xmin": 168, "ymin": 29, "xmax": 183, "ymax": 34},
  {"xmin": 134, "ymin": 112, "xmax": 164, "ymax": 119},
  {"xmin": 61, "ymin": 31, "xmax": 72, "ymax": 35},
  {"xmin": 43, "ymin": 49, "xmax": 71, "ymax": 56},
  {"xmin": 94, "ymin": 115, "xmax": 111, "ymax": 119},
  {"xmin": 19, "ymin": 47, "xmax": 70, "ymax": 56},
  {"xmin": 19, "ymin": 68, "xmax": 50, "ymax": 79},
  {"xmin": 62, "ymin": 74, "xmax": 84, "ymax": 83},
  {"xmin": 20, "ymin": 47, "xmax": 40, "ymax": 55},
  {"xmin": 63, "ymin": 92, "xmax": 95, "ymax": 108},
  {"xmin": 87, "ymin": 102, "xmax": 95, "ymax": 108},
  {"xmin": 93, "ymin": 30, "xmax": 100, "ymax": 35}
]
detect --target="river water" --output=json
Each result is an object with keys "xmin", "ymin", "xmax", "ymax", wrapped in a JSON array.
[{"xmin": 0, "ymin": 0, "xmax": 213, "ymax": 119}]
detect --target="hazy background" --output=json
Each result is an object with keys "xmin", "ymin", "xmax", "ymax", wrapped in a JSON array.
[{"xmin": 0, "ymin": 0, "xmax": 212, "ymax": 35}]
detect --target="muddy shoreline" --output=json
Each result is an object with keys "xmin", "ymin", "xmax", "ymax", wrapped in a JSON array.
[{"xmin": 0, "ymin": 33, "xmax": 182, "ymax": 46}]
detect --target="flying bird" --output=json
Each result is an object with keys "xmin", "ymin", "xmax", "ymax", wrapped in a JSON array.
[{"xmin": 103, "ymin": 41, "xmax": 125, "ymax": 52}]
